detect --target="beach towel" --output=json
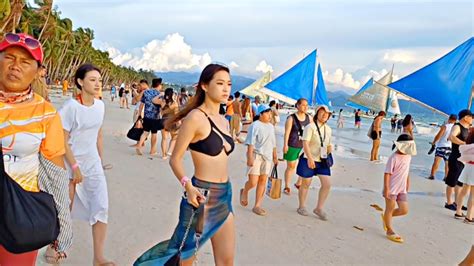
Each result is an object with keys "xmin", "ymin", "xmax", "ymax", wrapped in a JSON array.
[{"xmin": 134, "ymin": 178, "xmax": 233, "ymax": 266}]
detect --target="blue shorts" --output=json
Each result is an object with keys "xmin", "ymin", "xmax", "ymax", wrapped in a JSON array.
[
  {"xmin": 296, "ymin": 157, "xmax": 331, "ymax": 177},
  {"xmin": 435, "ymin": 147, "xmax": 451, "ymax": 161}
]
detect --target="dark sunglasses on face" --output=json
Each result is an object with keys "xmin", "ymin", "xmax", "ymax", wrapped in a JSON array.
[{"xmin": 4, "ymin": 33, "xmax": 40, "ymax": 49}]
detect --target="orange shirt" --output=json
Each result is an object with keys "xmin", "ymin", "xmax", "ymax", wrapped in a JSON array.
[
  {"xmin": 0, "ymin": 94, "xmax": 65, "ymax": 192},
  {"xmin": 225, "ymin": 100, "xmax": 234, "ymax": 116}
]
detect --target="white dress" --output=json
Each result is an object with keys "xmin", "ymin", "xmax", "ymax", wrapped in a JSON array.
[{"xmin": 59, "ymin": 98, "xmax": 108, "ymax": 225}]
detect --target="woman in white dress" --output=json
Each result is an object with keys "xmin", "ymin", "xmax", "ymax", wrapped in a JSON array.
[{"xmin": 58, "ymin": 64, "xmax": 114, "ymax": 265}]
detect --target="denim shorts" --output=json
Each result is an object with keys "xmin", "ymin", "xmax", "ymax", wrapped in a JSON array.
[{"xmin": 296, "ymin": 157, "xmax": 331, "ymax": 177}]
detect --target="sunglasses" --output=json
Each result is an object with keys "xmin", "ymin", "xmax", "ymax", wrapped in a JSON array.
[{"xmin": 4, "ymin": 33, "xmax": 40, "ymax": 49}]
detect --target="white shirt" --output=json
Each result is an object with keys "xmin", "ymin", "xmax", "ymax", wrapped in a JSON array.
[
  {"xmin": 302, "ymin": 122, "xmax": 332, "ymax": 162},
  {"xmin": 245, "ymin": 120, "xmax": 276, "ymax": 161},
  {"xmin": 59, "ymin": 98, "xmax": 104, "ymax": 160},
  {"xmin": 437, "ymin": 123, "xmax": 454, "ymax": 148}
]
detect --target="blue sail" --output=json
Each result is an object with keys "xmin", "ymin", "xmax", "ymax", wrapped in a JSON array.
[
  {"xmin": 388, "ymin": 37, "xmax": 474, "ymax": 115},
  {"xmin": 345, "ymin": 78, "xmax": 373, "ymax": 111},
  {"xmin": 260, "ymin": 50, "xmax": 317, "ymax": 105},
  {"xmin": 315, "ymin": 64, "xmax": 330, "ymax": 106}
]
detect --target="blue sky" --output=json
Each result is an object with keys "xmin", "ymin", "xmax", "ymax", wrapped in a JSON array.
[{"xmin": 50, "ymin": 0, "xmax": 472, "ymax": 91}]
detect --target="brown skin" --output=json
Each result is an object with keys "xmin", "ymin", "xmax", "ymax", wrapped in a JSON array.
[{"xmin": 0, "ymin": 46, "xmax": 40, "ymax": 93}]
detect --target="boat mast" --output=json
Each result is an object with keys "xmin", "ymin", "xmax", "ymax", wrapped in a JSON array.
[{"xmin": 468, "ymin": 84, "xmax": 474, "ymax": 110}]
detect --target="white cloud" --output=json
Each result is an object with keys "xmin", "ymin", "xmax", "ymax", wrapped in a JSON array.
[
  {"xmin": 255, "ymin": 60, "xmax": 273, "ymax": 73},
  {"xmin": 324, "ymin": 67, "xmax": 401, "ymax": 91},
  {"xmin": 229, "ymin": 61, "xmax": 239, "ymax": 69},
  {"xmin": 104, "ymin": 33, "xmax": 212, "ymax": 71},
  {"xmin": 382, "ymin": 50, "xmax": 419, "ymax": 64},
  {"xmin": 323, "ymin": 68, "xmax": 361, "ymax": 90}
]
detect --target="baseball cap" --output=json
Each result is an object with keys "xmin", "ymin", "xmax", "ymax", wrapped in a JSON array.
[
  {"xmin": 458, "ymin": 109, "xmax": 473, "ymax": 120},
  {"xmin": 257, "ymin": 104, "xmax": 271, "ymax": 114},
  {"xmin": 0, "ymin": 33, "xmax": 43, "ymax": 64}
]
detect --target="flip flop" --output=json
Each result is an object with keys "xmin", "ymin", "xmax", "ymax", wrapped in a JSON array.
[
  {"xmin": 283, "ymin": 187, "xmax": 290, "ymax": 195},
  {"xmin": 294, "ymin": 183, "xmax": 301, "ymax": 190},
  {"xmin": 381, "ymin": 213, "xmax": 387, "ymax": 231},
  {"xmin": 252, "ymin": 207, "xmax": 267, "ymax": 216},
  {"xmin": 102, "ymin": 164, "xmax": 113, "ymax": 170},
  {"xmin": 370, "ymin": 204, "xmax": 383, "ymax": 212},
  {"xmin": 386, "ymin": 234, "xmax": 404, "ymax": 243},
  {"xmin": 240, "ymin": 189, "xmax": 248, "ymax": 207}
]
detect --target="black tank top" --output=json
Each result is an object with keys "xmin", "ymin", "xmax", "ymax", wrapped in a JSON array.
[
  {"xmin": 189, "ymin": 109, "xmax": 235, "ymax": 156},
  {"xmin": 451, "ymin": 122, "xmax": 469, "ymax": 158},
  {"xmin": 288, "ymin": 113, "xmax": 310, "ymax": 148}
]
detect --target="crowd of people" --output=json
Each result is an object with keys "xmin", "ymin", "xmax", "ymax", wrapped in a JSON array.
[{"xmin": 0, "ymin": 32, "xmax": 473, "ymax": 266}]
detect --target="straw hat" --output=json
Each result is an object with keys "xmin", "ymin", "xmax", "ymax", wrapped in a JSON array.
[{"xmin": 393, "ymin": 134, "xmax": 417, "ymax": 155}]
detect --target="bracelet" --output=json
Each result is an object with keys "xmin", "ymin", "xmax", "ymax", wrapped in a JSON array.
[
  {"xmin": 71, "ymin": 163, "xmax": 79, "ymax": 170},
  {"xmin": 180, "ymin": 176, "xmax": 190, "ymax": 187}
]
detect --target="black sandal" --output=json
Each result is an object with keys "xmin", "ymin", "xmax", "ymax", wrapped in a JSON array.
[{"xmin": 464, "ymin": 217, "xmax": 474, "ymax": 224}]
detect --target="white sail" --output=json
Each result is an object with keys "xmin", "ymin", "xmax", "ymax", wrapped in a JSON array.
[{"xmin": 240, "ymin": 71, "xmax": 272, "ymax": 101}]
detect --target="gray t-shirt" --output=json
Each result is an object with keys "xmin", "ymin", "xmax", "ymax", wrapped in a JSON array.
[{"xmin": 245, "ymin": 120, "xmax": 276, "ymax": 161}]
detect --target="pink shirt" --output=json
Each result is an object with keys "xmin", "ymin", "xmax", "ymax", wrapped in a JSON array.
[{"xmin": 385, "ymin": 153, "xmax": 411, "ymax": 195}]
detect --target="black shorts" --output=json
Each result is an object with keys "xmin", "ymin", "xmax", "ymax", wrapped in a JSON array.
[
  {"xmin": 370, "ymin": 131, "xmax": 381, "ymax": 140},
  {"xmin": 445, "ymin": 157, "xmax": 464, "ymax": 187},
  {"xmin": 143, "ymin": 118, "xmax": 163, "ymax": 133}
]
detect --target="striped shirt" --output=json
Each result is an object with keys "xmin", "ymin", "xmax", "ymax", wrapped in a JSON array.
[{"xmin": 0, "ymin": 94, "xmax": 65, "ymax": 192}]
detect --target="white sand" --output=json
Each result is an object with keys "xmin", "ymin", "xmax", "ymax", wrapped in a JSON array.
[{"xmin": 37, "ymin": 91, "xmax": 472, "ymax": 265}]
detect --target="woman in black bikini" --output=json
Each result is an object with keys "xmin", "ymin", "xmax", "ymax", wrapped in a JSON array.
[{"xmin": 135, "ymin": 64, "xmax": 235, "ymax": 266}]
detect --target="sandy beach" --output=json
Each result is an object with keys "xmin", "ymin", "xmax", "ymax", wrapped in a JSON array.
[{"xmin": 37, "ymin": 91, "xmax": 472, "ymax": 265}]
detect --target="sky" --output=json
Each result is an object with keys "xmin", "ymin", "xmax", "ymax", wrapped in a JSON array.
[{"xmin": 47, "ymin": 0, "xmax": 472, "ymax": 92}]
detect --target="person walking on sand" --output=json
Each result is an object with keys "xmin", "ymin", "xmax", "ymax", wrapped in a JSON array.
[
  {"xmin": 428, "ymin": 114, "xmax": 457, "ymax": 180},
  {"xmin": 283, "ymin": 98, "xmax": 310, "ymax": 195},
  {"xmin": 381, "ymin": 134, "xmax": 416, "ymax": 243},
  {"xmin": 369, "ymin": 111, "xmax": 386, "ymax": 161},
  {"xmin": 0, "ymin": 32, "xmax": 72, "ymax": 265},
  {"xmin": 269, "ymin": 100, "xmax": 280, "ymax": 126},
  {"xmin": 58, "ymin": 64, "xmax": 115, "ymax": 266},
  {"xmin": 296, "ymin": 105, "xmax": 333, "ymax": 220},
  {"xmin": 136, "ymin": 78, "xmax": 164, "ymax": 156},
  {"xmin": 135, "ymin": 64, "xmax": 235, "ymax": 266},
  {"xmin": 230, "ymin": 91, "xmax": 242, "ymax": 140},
  {"xmin": 240, "ymin": 105, "xmax": 278, "ymax": 216},
  {"xmin": 445, "ymin": 109, "xmax": 472, "ymax": 211},
  {"xmin": 454, "ymin": 127, "xmax": 474, "ymax": 224},
  {"xmin": 161, "ymin": 88, "xmax": 180, "ymax": 158}
]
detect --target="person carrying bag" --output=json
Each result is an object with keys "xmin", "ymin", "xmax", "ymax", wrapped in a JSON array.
[{"xmin": 266, "ymin": 164, "xmax": 282, "ymax": 199}]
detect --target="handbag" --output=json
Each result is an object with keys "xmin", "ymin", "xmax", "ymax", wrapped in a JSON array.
[
  {"xmin": 0, "ymin": 144, "xmax": 59, "ymax": 254},
  {"xmin": 127, "ymin": 119, "xmax": 144, "ymax": 141},
  {"xmin": 266, "ymin": 164, "xmax": 281, "ymax": 199},
  {"xmin": 315, "ymin": 123, "xmax": 334, "ymax": 168}
]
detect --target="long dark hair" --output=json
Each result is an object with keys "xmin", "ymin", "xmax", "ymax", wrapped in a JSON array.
[
  {"xmin": 165, "ymin": 64, "xmax": 230, "ymax": 129},
  {"xmin": 74, "ymin": 64, "xmax": 101, "ymax": 90},
  {"xmin": 402, "ymin": 114, "xmax": 412, "ymax": 127},
  {"xmin": 164, "ymin": 88, "xmax": 174, "ymax": 105}
]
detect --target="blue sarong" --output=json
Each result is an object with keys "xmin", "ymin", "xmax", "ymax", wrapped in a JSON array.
[{"xmin": 134, "ymin": 177, "xmax": 233, "ymax": 266}]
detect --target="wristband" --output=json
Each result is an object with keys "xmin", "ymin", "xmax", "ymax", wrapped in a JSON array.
[
  {"xmin": 180, "ymin": 176, "xmax": 190, "ymax": 187},
  {"xmin": 71, "ymin": 163, "xmax": 79, "ymax": 170}
]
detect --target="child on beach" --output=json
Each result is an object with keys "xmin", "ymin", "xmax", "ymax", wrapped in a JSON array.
[
  {"xmin": 382, "ymin": 134, "xmax": 417, "ymax": 243},
  {"xmin": 240, "ymin": 104, "xmax": 278, "ymax": 216}
]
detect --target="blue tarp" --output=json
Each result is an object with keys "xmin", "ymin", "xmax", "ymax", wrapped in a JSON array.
[
  {"xmin": 388, "ymin": 37, "xmax": 474, "ymax": 115},
  {"xmin": 264, "ymin": 50, "xmax": 317, "ymax": 104},
  {"xmin": 315, "ymin": 64, "xmax": 330, "ymax": 106}
]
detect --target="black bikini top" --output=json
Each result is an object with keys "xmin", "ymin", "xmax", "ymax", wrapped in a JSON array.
[{"xmin": 189, "ymin": 108, "xmax": 235, "ymax": 156}]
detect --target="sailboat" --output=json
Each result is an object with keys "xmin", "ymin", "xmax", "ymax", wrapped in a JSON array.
[
  {"xmin": 259, "ymin": 50, "xmax": 330, "ymax": 107},
  {"xmin": 239, "ymin": 71, "xmax": 272, "ymax": 101},
  {"xmin": 346, "ymin": 67, "xmax": 401, "ymax": 115},
  {"xmin": 386, "ymin": 37, "xmax": 474, "ymax": 116}
]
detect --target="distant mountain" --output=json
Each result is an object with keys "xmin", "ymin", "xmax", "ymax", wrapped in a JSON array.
[{"xmin": 155, "ymin": 71, "xmax": 254, "ymax": 92}]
